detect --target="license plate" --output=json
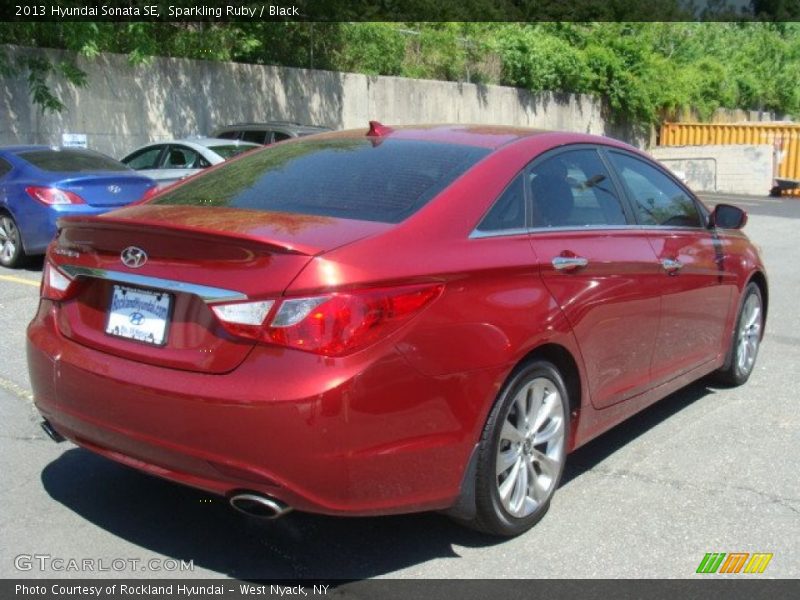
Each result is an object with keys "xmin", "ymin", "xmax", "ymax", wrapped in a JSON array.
[{"xmin": 105, "ymin": 285, "xmax": 172, "ymax": 346}]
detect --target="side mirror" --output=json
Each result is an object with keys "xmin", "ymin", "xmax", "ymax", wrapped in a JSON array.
[{"xmin": 709, "ymin": 203, "xmax": 747, "ymax": 230}]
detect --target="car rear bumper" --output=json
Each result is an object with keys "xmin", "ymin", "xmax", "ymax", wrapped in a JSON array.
[{"xmin": 27, "ymin": 300, "xmax": 503, "ymax": 516}]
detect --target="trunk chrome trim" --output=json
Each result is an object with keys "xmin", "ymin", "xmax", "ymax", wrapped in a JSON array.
[{"xmin": 60, "ymin": 265, "xmax": 247, "ymax": 304}]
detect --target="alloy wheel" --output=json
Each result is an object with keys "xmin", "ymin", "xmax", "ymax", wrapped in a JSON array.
[
  {"xmin": 736, "ymin": 291, "xmax": 762, "ymax": 376},
  {"xmin": 495, "ymin": 376, "xmax": 565, "ymax": 518},
  {"xmin": 0, "ymin": 216, "xmax": 21, "ymax": 266}
]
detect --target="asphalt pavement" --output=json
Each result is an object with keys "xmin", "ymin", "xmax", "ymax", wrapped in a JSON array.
[{"xmin": 0, "ymin": 193, "xmax": 797, "ymax": 579}]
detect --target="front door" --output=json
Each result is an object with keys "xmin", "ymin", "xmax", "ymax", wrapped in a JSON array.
[{"xmin": 606, "ymin": 150, "xmax": 734, "ymax": 384}]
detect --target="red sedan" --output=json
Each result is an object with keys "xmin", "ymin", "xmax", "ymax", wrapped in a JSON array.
[{"xmin": 27, "ymin": 124, "xmax": 767, "ymax": 536}]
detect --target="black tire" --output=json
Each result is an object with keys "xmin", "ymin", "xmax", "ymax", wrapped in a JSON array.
[
  {"xmin": 714, "ymin": 282, "xmax": 764, "ymax": 386},
  {"xmin": 0, "ymin": 213, "xmax": 26, "ymax": 268},
  {"xmin": 467, "ymin": 360, "xmax": 569, "ymax": 537}
]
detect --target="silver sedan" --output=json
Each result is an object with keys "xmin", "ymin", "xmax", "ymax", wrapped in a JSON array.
[{"xmin": 121, "ymin": 138, "xmax": 259, "ymax": 188}]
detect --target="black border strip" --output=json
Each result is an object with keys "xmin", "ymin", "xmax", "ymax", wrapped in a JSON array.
[
  {"xmin": 2, "ymin": 0, "xmax": 800, "ymax": 23},
  {"xmin": 4, "ymin": 579, "xmax": 800, "ymax": 600}
]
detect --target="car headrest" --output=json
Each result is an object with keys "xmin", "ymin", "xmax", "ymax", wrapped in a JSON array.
[{"xmin": 530, "ymin": 173, "xmax": 574, "ymax": 227}]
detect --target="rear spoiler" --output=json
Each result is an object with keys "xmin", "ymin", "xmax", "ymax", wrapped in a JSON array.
[{"xmin": 57, "ymin": 214, "xmax": 313, "ymax": 256}]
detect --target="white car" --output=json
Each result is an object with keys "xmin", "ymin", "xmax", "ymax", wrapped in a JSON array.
[{"xmin": 121, "ymin": 138, "xmax": 259, "ymax": 187}]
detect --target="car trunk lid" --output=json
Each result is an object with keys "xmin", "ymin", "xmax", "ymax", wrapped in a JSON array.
[
  {"xmin": 49, "ymin": 205, "xmax": 390, "ymax": 373},
  {"xmin": 57, "ymin": 174, "xmax": 156, "ymax": 207}
]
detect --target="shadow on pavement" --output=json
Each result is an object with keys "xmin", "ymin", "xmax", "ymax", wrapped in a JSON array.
[
  {"xmin": 41, "ymin": 449, "xmax": 501, "ymax": 580},
  {"xmin": 562, "ymin": 380, "xmax": 715, "ymax": 486},
  {"xmin": 41, "ymin": 380, "xmax": 717, "ymax": 580},
  {"xmin": 21, "ymin": 255, "xmax": 44, "ymax": 272}
]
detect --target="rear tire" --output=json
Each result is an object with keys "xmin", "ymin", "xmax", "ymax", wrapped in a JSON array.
[
  {"xmin": 0, "ymin": 214, "xmax": 26, "ymax": 268},
  {"xmin": 715, "ymin": 282, "xmax": 764, "ymax": 386},
  {"xmin": 467, "ymin": 360, "xmax": 569, "ymax": 537}
]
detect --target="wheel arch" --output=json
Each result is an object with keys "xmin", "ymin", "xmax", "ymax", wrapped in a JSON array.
[
  {"xmin": 748, "ymin": 270, "xmax": 768, "ymax": 335},
  {"xmin": 444, "ymin": 341, "xmax": 581, "ymax": 524},
  {"xmin": 517, "ymin": 343, "xmax": 582, "ymax": 418}
]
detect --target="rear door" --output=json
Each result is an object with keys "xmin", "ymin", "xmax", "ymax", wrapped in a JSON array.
[
  {"xmin": 528, "ymin": 147, "xmax": 663, "ymax": 409},
  {"xmin": 122, "ymin": 144, "xmax": 172, "ymax": 187},
  {"xmin": 122, "ymin": 145, "xmax": 165, "ymax": 172},
  {"xmin": 241, "ymin": 130, "xmax": 271, "ymax": 145},
  {"xmin": 154, "ymin": 144, "xmax": 204, "ymax": 184},
  {"xmin": 606, "ymin": 150, "xmax": 734, "ymax": 384}
]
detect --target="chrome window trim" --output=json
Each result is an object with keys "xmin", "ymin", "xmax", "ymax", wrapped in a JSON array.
[
  {"xmin": 469, "ymin": 227, "xmax": 530, "ymax": 239},
  {"xmin": 469, "ymin": 223, "xmax": 709, "ymax": 239},
  {"xmin": 60, "ymin": 266, "xmax": 247, "ymax": 304},
  {"xmin": 527, "ymin": 224, "xmax": 640, "ymax": 234},
  {"xmin": 526, "ymin": 224, "xmax": 708, "ymax": 234}
]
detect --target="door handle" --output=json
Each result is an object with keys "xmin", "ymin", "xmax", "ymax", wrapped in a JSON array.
[
  {"xmin": 552, "ymin": 256, "xmax": 589, "ymax": 271},
  {"xmin": 661, "ymin": 258, "xmax": 683, "ymax": 273}
]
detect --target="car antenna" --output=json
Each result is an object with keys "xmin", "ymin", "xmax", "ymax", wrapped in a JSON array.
[{"xmin": 366, "ymin": 121, "xmax": 394, "ymax": 137}]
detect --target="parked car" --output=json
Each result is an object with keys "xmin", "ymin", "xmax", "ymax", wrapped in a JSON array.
[
  {"xmin": 121, "ymin": 138, "xmax": 259, "ymax": 188},
  {"xmin": 28, "ymin": 123, "xmax": 767, "ymax": 536},
  {"xmin": 0, "ymin": 146, "xmax": 156, "ymax": 268},
  {"xmin": 212, "ymin": 121, "xmax": 331, "ymax": 145}
]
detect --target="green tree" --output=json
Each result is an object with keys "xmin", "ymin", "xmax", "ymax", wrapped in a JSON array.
[{"xmin": 2, "ymin": 21, "xmax": 799, "ymax": 125}]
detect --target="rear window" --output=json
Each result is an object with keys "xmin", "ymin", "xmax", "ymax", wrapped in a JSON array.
[
  {"xmin": 20, "ymin": 149, "xmax": 128, "ymax": 172},
  {"xmin": 153, "ymin": 139, "xmax": 489, "ymax": 223},
  {"xmin": 209, "ymin": 144, "xmax": 259, "ymax": 160}
]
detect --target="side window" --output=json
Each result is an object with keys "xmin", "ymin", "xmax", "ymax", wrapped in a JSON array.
[
  {"xmin": 273, "ymin": 131, "xmax": 292, "ymax": 143},
  {"xmin": 216, "ymin": 131, "xmax": 240, "ymax": 140},
  {"xmin": 163, "ymin": 146, "xmax": 201, "ymax": 169},
  {"xmin": 475, "ymin": 175, "xmax": 526, "ymax": 233},
  {"xmin": 122, "ymin": 147, "xmax": 163, "ymax": 170},
  {"xmin": 609, "ymin": 152, "xmax": 702, "ymax": 228},
  {"xmin": 529, "ymin": 149, "xmax": 627, "ymax": 227},
  {"xmin": 0, "ymin": 158, "xmax": 12, "ymax": 178},
  {"xmin": 242, "ymin": 130, "xmax": 269, "ymax": 145}
]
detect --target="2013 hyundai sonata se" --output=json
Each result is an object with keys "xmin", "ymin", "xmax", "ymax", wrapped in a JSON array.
[{"xmin": 27, "ymin": 123, "xmax": 767, "ymax": 536}]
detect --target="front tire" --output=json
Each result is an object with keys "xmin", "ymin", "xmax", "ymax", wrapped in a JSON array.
[
  {"xmin": 715, "ymin": 282, "xmax": 764, "ymax": 386},
  {"xmin": 469, "ymin": 360, "xmax": 569, "ymax": 537},
  {"xmin": 0, "ymin": 214, "xmax": 26, "ymax": 268}
]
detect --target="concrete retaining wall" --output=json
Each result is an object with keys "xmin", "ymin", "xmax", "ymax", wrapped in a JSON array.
[
  {"xmin": 1, "ymin": 45, "xmax": 644, "ymax": 159},
  {"xmin": 650, "ymin": 144, "xmax": 773, "ymax": 195}
]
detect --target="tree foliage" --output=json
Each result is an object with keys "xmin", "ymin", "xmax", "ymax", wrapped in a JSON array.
[{"xmin": 1, "ymin": 21, "xmax": 798, "ymax": 125}]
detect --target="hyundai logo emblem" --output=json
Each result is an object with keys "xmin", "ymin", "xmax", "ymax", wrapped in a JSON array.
[
  {"xmin": 107, "ymin": 185, "xmax": 122, "ymax": 194},
  {"xmin": 129, "ymin": 312, "xmax": 145, "ymax": 326},
  {"xmin": 120, "ymin": 246, "xmax": 148, "ymax": 268}
]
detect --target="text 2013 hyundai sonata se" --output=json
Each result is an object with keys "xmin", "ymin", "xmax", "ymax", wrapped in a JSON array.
[{"xmin": 27, "ymin": 123, "xmax": 767, "ymax": 536}]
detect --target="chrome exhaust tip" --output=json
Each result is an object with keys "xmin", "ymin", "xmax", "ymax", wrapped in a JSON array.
[
  {"xmin": 40, "ymin": 420, "xmax": 65, "ymax": 443},
  {"xmin": 229, "ymin": 493, "xmax": 292, "ymax": 519}
]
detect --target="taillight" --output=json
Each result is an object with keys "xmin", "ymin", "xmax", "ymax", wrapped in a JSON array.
[
  {"xmin": 138, "ymin": 184, "xmax": 160, "ymax": 203},
  {"xmin": 211, "ymin": 301, "xmax": 275, "ymax": 337},
  {"xmin": 26, "ymin": 186, "xmax": 86, "ymax": 205},
  {"xmin": 41, "ymin": 261, "xmax": 78, "ymax": 301},
  {"xmin": 211, "ymin": 284, "xmax": 443, "ymax": 357}
]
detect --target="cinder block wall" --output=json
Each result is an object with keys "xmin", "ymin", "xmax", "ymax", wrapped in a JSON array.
[
  {"xmin": 0, "ymin": 45, "xmax": 645, "ymax": 158},
  {"xmin": 650, "ymin": 144, "xmax": 773, "ymax": 196}
]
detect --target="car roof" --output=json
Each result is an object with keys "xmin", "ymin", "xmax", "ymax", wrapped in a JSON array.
[
  {"xmin": 304, "ymin": 124, "xmax": 637, "ymax": 151},
  {"xmin": 191, "ymin": 137, "xmax": 260, "ymax": 149},
  {"xmin": 0, "ymin": 145, "xmax": 62, "ymax": 155},
  {"xmin": 137, "ymin": 137, "xmax": 259, "ymax": 149},
  {"xmin": 214, "ymin": 122, "xmax": 332, "ymax": 133}
]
